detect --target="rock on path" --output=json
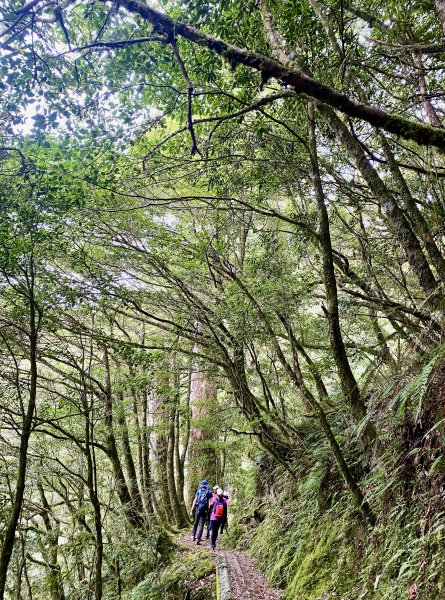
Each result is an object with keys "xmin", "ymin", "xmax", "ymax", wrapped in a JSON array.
[{"xmin": 180, "ymin": 533, "xmax": 283, "ymax": 600}]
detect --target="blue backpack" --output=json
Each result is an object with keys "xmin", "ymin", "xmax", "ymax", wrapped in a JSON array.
[{"xmin": 196, "ymin": 489, "xmax": 208, "ymax": 511}]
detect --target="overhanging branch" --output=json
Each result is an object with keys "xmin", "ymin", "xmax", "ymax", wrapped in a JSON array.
[{"xmin": 107, "ymin": 0, "xmax": 445, "ymax": 151}]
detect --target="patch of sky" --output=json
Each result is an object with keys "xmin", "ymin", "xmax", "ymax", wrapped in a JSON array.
[{"xmin": 152, "ymin": 212, "xmax": 179, "ymax": 229}]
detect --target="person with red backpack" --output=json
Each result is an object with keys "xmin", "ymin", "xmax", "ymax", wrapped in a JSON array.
[
  {"xmin": 208, "ymin": 487, "xmax": 228, "ymax": 550},
  {"xmin": 190, "ymin": 480, "xmax": 212, "ymax": 545}
]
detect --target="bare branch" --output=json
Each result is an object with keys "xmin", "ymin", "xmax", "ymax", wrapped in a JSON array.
[{"xmin": 171, "ymin": 37, "xmax": 201, "ymax": 156}]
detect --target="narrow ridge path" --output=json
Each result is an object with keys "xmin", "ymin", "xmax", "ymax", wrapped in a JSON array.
[{"xmin": 180, "ymin": 533, "xmax": 283, "ymax": 600}]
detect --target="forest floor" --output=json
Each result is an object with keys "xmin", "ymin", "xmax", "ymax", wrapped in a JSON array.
[{"xmin": 179, "ymin": 531, "xmax": 284, "ymax": 600}]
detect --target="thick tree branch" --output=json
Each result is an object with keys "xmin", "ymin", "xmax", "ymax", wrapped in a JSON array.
[
  {"xmin": 108, "ymin": 0, "xmax": 445, "ymax": 150},
  {"xmin": 367, "ymin": 37, "xmax": 445, "ymax": 55}
]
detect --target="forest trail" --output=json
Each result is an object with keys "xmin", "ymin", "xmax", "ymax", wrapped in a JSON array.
[{"xmin": 179, "ymin": 533, "xmax": 283, "ymax": 600}]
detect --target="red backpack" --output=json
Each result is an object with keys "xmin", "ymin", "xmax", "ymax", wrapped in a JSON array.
[{"xmin": 213, "ymin": 499, "xmax": 225, "ymax": 519}]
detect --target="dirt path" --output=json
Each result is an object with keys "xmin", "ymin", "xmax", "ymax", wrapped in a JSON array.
[{"xmin": 180, "ymin": 533, "xmax": 283, "ymax": 600}]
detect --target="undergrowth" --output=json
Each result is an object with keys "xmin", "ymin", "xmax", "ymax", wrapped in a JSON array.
[
  {"xmin": 129, "ymin": 543, "xmax": 215, "ymax": 600},
  {"xmin": 226, "ymin": 349, "xmax": 445, "ymax": 599}
]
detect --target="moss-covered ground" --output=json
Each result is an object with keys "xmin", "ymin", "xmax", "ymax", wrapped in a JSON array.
[{"xmin": 129, "ymin": 534, "xmax": 215, "ymax": 600}]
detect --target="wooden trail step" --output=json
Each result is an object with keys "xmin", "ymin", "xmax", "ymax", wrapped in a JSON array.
[{"xmin": 217, "ymin": 555, "xmax": 232, "ymax": 600}]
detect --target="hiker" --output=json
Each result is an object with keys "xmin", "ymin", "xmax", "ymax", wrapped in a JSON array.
[
  {"xmin": 190, "ymin": 480, "xmax": 212, "ymax": 545},
  {"xmin": 220, "ymin": 490, "xmax": 229, "ymax": 534},
  {"xmin": 206, "ymin": 485, "xmax": 219, "ymax": 539},
  {"xmin": 209, "ymin": 487, "xmax": 228, "ymax": 550}
]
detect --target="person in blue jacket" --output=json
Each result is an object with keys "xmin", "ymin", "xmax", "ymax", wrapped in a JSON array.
[{"xmin": 190, "ymin": 480, "xmax": 212, "ymax": 545}]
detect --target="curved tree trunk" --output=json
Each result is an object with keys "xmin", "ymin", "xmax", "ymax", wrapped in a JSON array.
[
  {"xmin": 318, "ymin": 104, "xmax": 442, "ymax": 310},
  {"xmin": 308, "ymin": 109, "xmax": 378, "ymax": 448}
]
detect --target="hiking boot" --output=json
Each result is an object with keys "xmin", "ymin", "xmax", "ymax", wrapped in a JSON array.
[
  {"xmin": 195, "ymin": 540, "xmax": 201, "ymax": 545},
  {"xmin": 211, "ymin": 544, "xmax": 216, "ymax": 550}
]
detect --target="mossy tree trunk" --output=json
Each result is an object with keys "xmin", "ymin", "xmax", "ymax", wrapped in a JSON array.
[
  {"xmin": 102, "ymin": 345, "xmax": 143, "ymax": 527},
  {"xmin": 168, "ymin": 355, "xmax": 189, "ymax": 526},
  {"xmin": 150, "ymin": 365, "xmax": 171, "ymax": 525},
  {"xmin": 37, "ymin": 483, "xmax": 66, "ymax": 600},
  {"xmin": 134, "ymin": 385, "xmax": 154, "ymax": 516},
  {"xmin": 308, "ymin": 109, "xmax": 377, "ymax": 449},
  {"xmin": 80, "ymin": 383, "xmax": 103, "ymax": 600},
  {"xmin": 186, "ymin": 351, "xmax": 218, "ymax": 505},
  {"xmin": 175, "ymin": 366, "xmax": 192, "ymax": 523},
  {"xmin": 318, "ymin": 104, "xmax": 442, "ymax": 311},
  {"xmin": 116, "ymin": 390, "xmax": 145, "ymax": 518}
]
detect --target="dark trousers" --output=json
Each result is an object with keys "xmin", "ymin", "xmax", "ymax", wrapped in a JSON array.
[
  {"xmin": 210, "ymin": 520, "xmax": 222, "ymax": 547},
  {"xmin": 206, "ymin": 512, "xmax": 211, "ymax": 537},
  {"xmin": 192, "ymin": 508, "xmax": 207, "ymax": 541}
]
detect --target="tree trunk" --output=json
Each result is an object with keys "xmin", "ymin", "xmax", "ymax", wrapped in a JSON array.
[
  {"xmin": 81, "ymin": 385, "xmax": 103, "ymax": 600},
  {"xmin": 308, "ymin": 110, "xmax": 377, "ymax": 447},
  {"xmin": 378, "ymin": 133, "xmax": 445, "ymax": 283},
  {"xmin": 117, "ymin": 391, "xmax": 145, "ymax": 517},
  {"xmin": 0, "ymin": 261, "xmax": 38, "ymax": 600},
  {"xmin": 368, "ymin": 308, "xmax": 396, "ymax": 367},
  {"xmin": 133, "ymin": 385, "xmax": 154, "ymax": 516},
  {"xmin": 102, "ymin": 345, "xmax": 142, "ymax": 526},
  {"xmin": 166, "ymin": 404, "xmax": 185, "ymax": 527},
  {"xmin": 434, "ymin": 0, "xmax": 445, "ymax": 36},
  {"xmin": 150, "ymin": 365, "xmax": 171, "ymax": 524},
  {"xmin": 166, "ymin": 356, "xmax": 188, "ymax": 526},
  {"xmin": 37, "ymin": 483, "xmax": 66, "ymax": 600},
  {"xmin": 187, "ymin": 350, "xmax": 218, "ymax": 504},
  {"xmin": 316, "ymin": 405, "xmax": 376, "ymax": 525},
  {"xmin": 175, "ymin": 369, "xmax": 191, "ymax": 522},
  {"xmin": 318, "ymin": 104, "xmax": 441, "ymax": 308}
]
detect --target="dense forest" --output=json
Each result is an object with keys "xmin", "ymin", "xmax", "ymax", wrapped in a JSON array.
[{"xmin": 1, "ymin": 0, "xmax": 445, "ymax": 598}]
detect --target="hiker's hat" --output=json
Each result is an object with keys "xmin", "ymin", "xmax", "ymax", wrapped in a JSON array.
[
  {"xmin": 200, "ymin": 479, "xmax": 209, "ymax": 487},
  {"xmin": 212, "ymin": 485, "xmax": 218, "ymax": 490},
  {"xmin": 216, "ymin": 487, "xmax": 223, "ymax": 495}
]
